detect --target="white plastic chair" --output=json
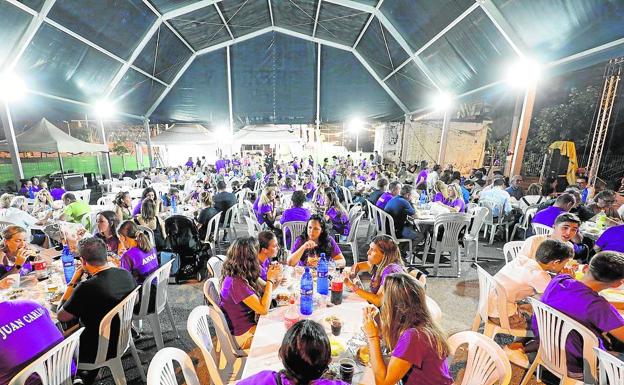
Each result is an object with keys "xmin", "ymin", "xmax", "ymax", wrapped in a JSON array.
[
  {"xmin": 282, "ymin": 221, "xmax": 307, "ymax": 254},
  {"xmin": 462, "ymin": 206, "xmax": 489, "ymax": 263},
  {"xmin": 347, "ymin": 203, "xmax": 362, "ymax": 224},
  {"xmin": 511, "ymin": 206, "xmax": 538, "ymax": 240},
  {"xmin": 421, "ymin": 213, "xmax": 470, "ymax": 277},
  {"xmin": 375, "ymin": 207, "xmax": 413, "ymax": 257},
  {"xmin": 147, "ymin": 347, "xmax": 200, "ymax": 385},
  {"xmin": 0, "ymin": 220, "xmax": 14, "ymax": 235},
  {"xmin": 202, "ymin": 279, "xmax": 247, "ymax": 358},
  {"xmin": 218, "ymin": 204, "xmax": 239, "ymax": 243},
  {"xmin": 520, "ymin": 298, "xmax": 599, "ymax": 385},
  {"xmin": 472, "ymin": 264, "xmax": 534, "ymax": 340},
  {"xmin": 201, "ymin": 212, "xmax": 222, "ymax": 253},
  {"xmin": 187, "ymin": 306, "xmax": 246, "ymax": 385},
  {"xmin": 479, "ymin": 199, "xmax": 511, "ymax": 244},
  {"xmin": 137, "ymin": 225, "xmax": 156, "ymax": 247},
  {"xmin": 207, "ymin": 255, "xmax": 225, "ymax": 279},
  {"xmin": 339, "ymin": 186, "xmax": 354, "ymax": 210},
  {"xmin": 244, "ymin": 215, "xmax": 260, "ymax": 237},
  {"xmin": 97, "ymin": 195, "xmax": 115, "ymax": 205},
  {"xmin": 503, "ymin": 241, "xmax": 524, "ymax": 264},
  {"xmin": 594, "ymin": 347, "xmax": 624, "ymax": 385},
  {"xmin": 448, "ymin": 331, "xmax": 512, "ymax": 385},
  {"xmin": 132, "ymin": 260, "xmax": 179, "ymax": 351},
  {"xmin": 532, "ymin": 223, "xmax": 554, "ymax": 236},
  {"xmin": 8, "ymin": 328, "xmax": 84, "ymax": 385},
  {"xmin": 78, "ymin": 287, "xmax": 146, "ymax": 385},
  {"xmin": 338, "ymin": 212, "xmax": 364, "ymax": 262}
]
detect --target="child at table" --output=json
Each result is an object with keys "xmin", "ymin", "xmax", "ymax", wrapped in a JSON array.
[
  {"xmin": 237, "ymin": 319, "xmax": 348, "ymax": 385},
  {"xmin": 533, "ymin": 251, "xmax": 624, "ymax": 379},
  {"xmin": 362, "ymin": 273, "xmax": 453, "ymax": 385}
]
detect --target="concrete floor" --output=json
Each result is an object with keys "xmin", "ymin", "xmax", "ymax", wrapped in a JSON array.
[{"xmin": 92, "ymin": 219, "xmax": 545, "ymax": 385}]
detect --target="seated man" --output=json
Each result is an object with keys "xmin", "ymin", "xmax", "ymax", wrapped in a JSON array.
[
  {"xmin": 505, "ymin": 175, "xmax": 524, "ymax": 200},
  {"xmin": 531, "ymin": 193, "xmax": 575, "ymax": 228},
  {"xmin": 594, "ymin": 223, "xmax": 624, "ymax": 254},
  {"xmin": 479, "ymin": 177, "xmax": 512, "ymax": 218},
  {"xmin": 376, "ymin": 181, "xmax": 400, "ymax": 210},
  {"xmin": 368, "ymin": 178, "xmax": 388, "ymax": 206},
  {"xmin": 534, "ymin": 251, "xmax": 624, "ymax": 379},
  {"xmin": 57, "ymin": 237, "xmax": 136, "ymax": 384},
  {"xmin": 584, "ymin": 190, "xmax": 621, "ymax": 221},
  {"xmin": 384, "ymin": 184, "xmax": 424, "ymax": 243},
  {"xmin": 519, "ymin": 213, "xmax": 581, "ymax": 260},
  {"xmin": 59, "ymin": 192, "xmax": 91, "ymax": 224}
]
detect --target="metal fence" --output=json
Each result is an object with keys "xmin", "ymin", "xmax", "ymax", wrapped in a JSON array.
[{"xmin": 522, "ymin": 151, "xmax": 624, "ymax": 181}]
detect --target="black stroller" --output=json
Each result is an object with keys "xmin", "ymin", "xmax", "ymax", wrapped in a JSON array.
[{"xmin": 164, "ymin": 215, "xmax": 209, "ymax": 283}]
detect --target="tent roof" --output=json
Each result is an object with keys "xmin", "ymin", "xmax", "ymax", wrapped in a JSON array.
[
  {"xmin": 0, "ymin": 118, "xmax": 108, "ymax": 153},
  {"xmin": 150, "ymin": 123, "xmax": 216, "ymax": 145},
  {"xmin": 2, "ymin": 0, "xmax": 624, "ymax": 124},
  {"xmin": 234, "ymin": 126, "xmax": 302, "ymax": 145}
]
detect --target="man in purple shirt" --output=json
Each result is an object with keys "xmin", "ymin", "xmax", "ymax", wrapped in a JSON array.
[
  {"xmin": 0, "ymin": 300, "xmax": 65, "ymax": 385},
  {"xmin": 376, "ymin": 181, "xmax": 401, "ymax": 210},
  {"xmin": 594, "ymin": 224, "xmax": 624, "ymax": 253},
  {"xmin": 531, "ymin": 193, "xmax": 575, "ymax": 228},
  {"xmin": 533, "ymin": 251, "xmax": 624, "ymax": 378}
]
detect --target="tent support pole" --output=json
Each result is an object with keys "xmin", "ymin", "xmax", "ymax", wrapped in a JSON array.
[
  {"xmin": 1, "ymin": 100, "xmax": 25, "ymax": 182},
  {"xmin": 98, "ymin": 119, "xmax": 112, "ymax": 179},
  {"xmin": 437, "ymin": 110, "xmax": 451, "ymax": 166},
  {"xmin": 510, "ymin": 84, "xmax": 537, "ymax": 177},
  {"xmin": 316, "ymin": 43, "xmax": 321, "ymax": 161},
  {"xmin": 57, "ymin": 152, "xmax": 65, "ymax": 189},
  {"xmin": 144, "ymin": 118, "xmax": 153, "ymax": 168},
  {"xmin": 227, "ymin": 45, "xmax": 234, "ymax": 155}
]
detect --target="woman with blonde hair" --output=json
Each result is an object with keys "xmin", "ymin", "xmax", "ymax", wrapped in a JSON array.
[
  {"xmin": 255, "ymin": 186, "xmax": 280, "ymax": 228},
  {"xmin": 446, "ymin": 183, "xmax": 466, "ymax": 212},
  {"xmin": 363, "ymin": 273, "xmax": 452, "ymax": 385},
  {"xmin": 133, "ymin": 198, "xmax": 167, "ymax": 251},
  {"xmin": 32, "ymin": 189, "xmax": 54, "ymax": 216},
  {"xmin": 432, "ymin": 180, "xmax": 450, "ymax": 204}
]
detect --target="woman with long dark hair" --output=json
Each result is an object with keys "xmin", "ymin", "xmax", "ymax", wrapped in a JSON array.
[
  {"xmin": 363, "ymin": 273, "xmax": 452, "ymax": 385},
  {"xmin": 133, "ymin": 198, "xmax": 167, "ymax": 251},
  {"xmin": 133, "ymin": 187, "xmax": 163, "ymax": 216},
  {"xmin": 237, "ymin": 319, "xmax": 348, "ymax": 385},
  {"xmin": 94, "ymin": 210, "xmax": 122, "ymax": 255},
  {"xmin": 287, "ymin": 215, "xmax": 345, "ymax": 268},
  {"xmin": 323, "ymin": 189, "xmax": 350, "ymax": 239},
  {"xmin": 220, "ymin": 237, "xmax": 281, "ymax": 349}
]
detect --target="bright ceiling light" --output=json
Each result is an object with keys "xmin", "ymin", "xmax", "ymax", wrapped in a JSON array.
[
  {"xmin": 432, "ymin": 91, "xmax": 453, "ymax": 112},
  {"xmin": 215, "ymin": 125, "xmax": 232, "ymax": 141},
  {"xmin": 0, "ymin": 73, "xmax": 26, "ymax": 102},
  {"xmin": 506, "ymin": 58, "xmax": 541, "ymax": 88},
  {"xmin": 347, "ymin": 117, "xmax": 364, "ymax": 133},
  {"xmin": 94, "ymin": 100, "xmax": 116, "ymax": 118}
]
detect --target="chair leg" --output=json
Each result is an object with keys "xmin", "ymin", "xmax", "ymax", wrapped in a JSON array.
[
  {"xmin": 519, "ymin": 354, "xmax": 541, "ymax": 385},
  {"xmin": 433, "ymin": 247, "xmax": 441, "ymax": 276},
  {"xmin": 474, "ymin": 240, "xmax": 479, "ymax": 263},
  {"xmin": 108, "ymin": 358, "xmax": 128, "ymax": 385},
  {"xmin": 129, "ymin": 337, "xmax": 146, "ymax": 382},
  {"xmin": 455, "ymin": 249, "xmax": 461, "ymax": 277},
  {"xmin": 350, "ymin": 242, "xmax": 358, "ymax": 262},
  {"xmin": 511, "ymin": 225, "xmax": 517, "ymax": 241},
  {"xmin": 148, "ymin": 314, "xmax": 164, "ymax": 350},
  {"xmin": 489, "ymin": 224, "xmax": 496, "ymax": 244},
  {"xmin": 165, "ymin": 303, "xmax": 180, "ymax": 339}
]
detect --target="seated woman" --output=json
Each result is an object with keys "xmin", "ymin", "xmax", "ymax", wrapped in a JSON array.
[
  {"xmin": 446, "ymin": 184, "xmax": 466, "ymax": 213},
  {"xmin": 32, "ymin": 189, "xmax": 54, "ymax": 216},
  {"xmin": 363, "ymin": 273, "xmax": 453, "ymax": 385},
  {"xmin": 256, "ymin": 187, "xmax": 281, "ymax": 230},
  {"xmin": 237, "ymin": 319, "xmax": 348, "ymax": 385},
  {"xmin": 280, "ymin": 177, "xmax": 296, "ymax": 193},
  {"xmin": 184, "ymin": 180, "xmax": 205, "ymax": 204},
  {"xmin": 303, "ymin": 174, "xmax": 316, "ymax": 201},
  {"xmin": 195, "ymin": 191, "xmax": 219, "ymax": 241},
  {"xmin": 117, "ymin": 221, "xmax": 159, "ymax": 284},
  {"xmin": 162, "ymin": 187, "xmax": 180, "ymax": 210},
  {"xmin": 323, "ymin": 189, "xmax": 350, "ymax": 239},
  {"xmin": 3, "ymin": 196, "xmax": 49, "ymax": 246},
  {"xmin": 49, "ymin": 181, "xmax": 66, "ymax": 201},
  {"xmin": 133, "ymin": 198, "xmax": 167, "ymax": 251},
  {"xmin": 132, "ymin": 187, "xmax": 163, "ymax": 216},
  {"xmin": 114, "ymin": 191, "xmax": 133, "ymax": 222},
  {"xmin": 432, "ymin": 180, "xmax": 451, "ymax": 205},
  {"xmin": 94, "ymin": 210, "xmax": 122, "ymax": 256},
  {"xmin": 220, "ymin": 237, "xmax": 281, "ymax": 349},
  {"xmin": 288, "ymin": 215, "xmax": 346, "ymax": 268},
  {"xmin": 0, "ymin": 226, "xmax": 37, "ymax": 287}
]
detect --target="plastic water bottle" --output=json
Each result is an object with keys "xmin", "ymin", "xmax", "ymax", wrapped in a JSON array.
[
  {"xmin": 284, "ymin": 297, "xmax": 300, "ymax": 329},
  {"xmin": 419, "ymin": 191, "xmax": 427, "ymax": 205},
  {"xmin": 28, "ymin": 187, "xmax": 34, "ymax": 199},
  {"xmin": 61, "ymin": 245, "xmax": 75, "ymax": 284},
  {"xmin": 317, "ymin": 253, "xmax": 329, "ymax": 295},
  {"xmin": 300, "ymin": 267, "xmax": 314, "ymax": 316},
  {"xmin": 171, "ymin": 195, "xmax": 177, "ymax": 213}
]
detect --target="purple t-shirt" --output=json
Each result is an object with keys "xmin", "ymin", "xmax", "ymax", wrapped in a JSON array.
[
  {"xmin": 595, "ymin": 225, "xmax": 624, "ymax": 253},
  {"xmin": 0, "ymin": 260, "xmax": 33, "ymax": 278},
  {"xmin": 376, "ymin": 192, "xmax": 394, "ymax": 209},
  {"xmin": 370, "ymin": 263, "xmax": 404, "ymax": 294},
  {"xmin": 532, "ymin": 275, "xmax": 624, "ymax": 374},
  {"xmin": 450, "ymin": 198, "xmax": 465, "ymax": 213},
  {"xmin": 415, "ymin": 170, "xmax": 428, "ymax": 186},
  {"xmin": 215, "ymin": 159, "xmax": 226, "ymax": 172},
  {"xmin": 290, "ymin": 236, "xmax": 342, "ymax": 266},
  {"xmin": 220, "ymin": 276, "xmax": 256, "ymax": 336},
  {"xmin": 50, "ymin": 188, "xmax": 66, "ymax": 201},
  {"xmin": 392, "ymin": 328, "xmax": 453, "ymax": 385},
  {"xmin": 432, "ymin": 193, "xmax": 450, "ymax": 205},
  {"xmin": 326, "ymin": 207, "xmax": 350, "ymax": 236},
  {"xmin": 256, "ymin": 203, "xmax": 274, "ymax": 224},
  {"xmin": 0, "ymin": 300, "xmax": 64, "ymax": 385},
  {"xmin": 260, "ymin": 258, "xmax": 270, "ymax": 281},
  {"xmin": 132, "ymin": 198, "xmax": 144, "ymax": 216},
  {"xmin": 280, "ymin": 207, "xmax": 311, "ymax": 224},
  {"xmin": 532, "ymin": 206, "xmax": 566, "ymax": 228},
  {"xmin": 304, "ymin": 182, "xmax": 316, "ymax": 200},
  {"xmin": 120, "ymin": 247, "xmax": 159, "ymax": 284}
]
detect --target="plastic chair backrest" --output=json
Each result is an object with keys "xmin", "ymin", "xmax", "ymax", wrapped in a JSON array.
[
  {"xmin": 235, "ymin": 188, "xmax": 249, "ymax": 204},
  {"xmin": 468, "ymin": 206, "xmax": 489, "ymax": 238},
  {"xmin": 137, "ymin": 225, "xmax": 156, "ymax": 247},
  {"xmin": 377, "ymin": 209, "xmax": 396, "ymax": 238},
  {"xmin": 522, "ymin": 207, "xmax": 538, "ymax": 226},
  {"xmin": 448, "ymin": 330, "xmax": 512, "ymax": 385},
  {"xmin": 204, "ymin": 212, "xmax": 222, "ymax": 243},
  {"xmin": 345, "ymin": 212, "xmax": 364, "ymax": 243},
  {"xmin": 97, "ymin": 196, "xmax": 114, "ymax": 205},
  {"xmin": 243, "ymin": 200, "xmax": 254, "ymax": 217},
  {"xmin": 8, "ymin": 328, "xmax": 84, "ymax": 385},
  {"xmin": 201, "ymin": 280, "xmax": 246, "ymax": 357},
  {"xmin": 0, "ymin": 220, "xmax": 14, "ymax": 235},
  {"xmin": 532, "ymin": 223, "xmax": 553, "ymax": 236},
  {"xmin": 93, "ymin": 287, "xmax": 140, "ymax": 364},
  {"xmin": 528, "ymin": 297, "xmax": 599, "ymax": 383},
  {"xmin": 136, "ymin": 260, "xmax": 173, "ymax": 317},
  {"xmin": 340, "ymin": 186, "xmax": 353, "ymax": 206},
  {"xmin": 282, "ymin": 221, "xmax": 307, "ymax": 251},
  {"xmin": 187, "ymin": 306, "xmax": 225, "ymax": 385},
  {"xmin": 475, "ymin": 264, "xmax": 514, "ymax": 331},
  {"xmin": 244, "ymin": 215, "xmax": 258, "ymax": 237},
  {"xmin": 433, "ymin": 213, "xmax": 470, "ymax": 250},
  {"xmin": 479, "ymin": 199, "xmax": 503, "ymax": 223},
  {"xmin": 348, "ymin": 204, "xmax": 362, "ymax": 224},
  {"xmin": 203, "ymin": 277, "xmax": 221, "ymax": 307},
  {"xmin": 147, "ymin": 347, "xmax": 200, "ymax": 385},
  {"xmin": 207, "ymin": 256, "xmax": 225, "ymax": 280},
  {"xmin": 594, "ymin": 347, "xmax": 624, "ymax": 385},
  {"xmin": 222, "ymin": 204, "xmax": 239, "ymax": 229},
  {"xmin": 467, "ymin": 202, "xmax": 479, "ymax": 214},
  {"xmin": 502, "ymin": 241, "xmax": 524, "ymax": 264}
]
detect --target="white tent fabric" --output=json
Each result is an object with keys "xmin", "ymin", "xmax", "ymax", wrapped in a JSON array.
[
  {"xmin": 151, "ymin": 123, "xmax": 216, "ymax": 145},
  {"xmin": 0, "ymin": 118, "xmax": 108, "ymax": 153},
  {"xmin": 233, "ymin": 126, "xmax": 302, "ymax": 145}
]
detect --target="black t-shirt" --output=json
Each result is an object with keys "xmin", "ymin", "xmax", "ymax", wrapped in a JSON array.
[
  {"xmin": 63, "ymin": 268, "xmax": 136, "ymax": 362},
  {"xmin": 213, "ymin": 191, "xmax": 237, "ymax": 221},
  {"xmin": 197, "ymin": 207, "xmax": 219, "ymax": 240},
  {"xmin": 368, "ymin": 189, "xmax": 384, "ymax": 205}
]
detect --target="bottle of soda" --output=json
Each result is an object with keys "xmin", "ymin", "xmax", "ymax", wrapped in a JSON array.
[
  {"xmin": 317, "ymin": 253, "xmax": 329, "ymax": 295},
  {"xmin": 61, "ymin": 245, "xmax": 75, "ymax": 284},
  {"xmin": 300, "ymin": 267, "xmax": 314, "ymax": 316}
]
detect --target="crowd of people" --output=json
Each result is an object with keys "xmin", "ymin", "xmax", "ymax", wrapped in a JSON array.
[{"xmin": 1, "ymin": 151, "xmax": 624, "ymax": 385}]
